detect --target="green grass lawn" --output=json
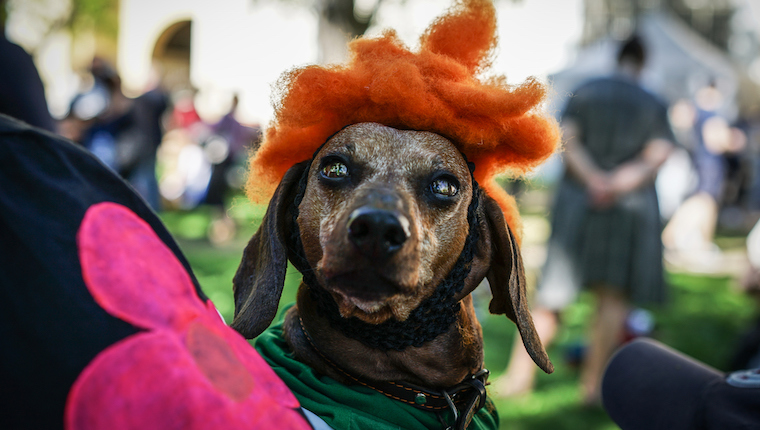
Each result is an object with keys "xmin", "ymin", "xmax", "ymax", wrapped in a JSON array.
[{"xmin": 161, "ymin": 202, "xmax": 758, "ymax": 430}]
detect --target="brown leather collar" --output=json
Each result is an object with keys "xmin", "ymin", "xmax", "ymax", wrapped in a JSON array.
[{"xmin": 298, "ymin": 318, "xmax": 490, "ymax": 430}]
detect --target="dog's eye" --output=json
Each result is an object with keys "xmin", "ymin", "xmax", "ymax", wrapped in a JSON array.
[
  {"xmin": 321, "ymin": 161, "xmax": 349, "ymax": 179},
  {"xmin": 430, "ymin": 178, "xmax": 458, "ymax": 197}
]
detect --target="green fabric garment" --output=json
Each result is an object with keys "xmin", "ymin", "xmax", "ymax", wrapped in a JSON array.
[{"xmin": 255, "ymin": 319, "xmax": 499, "ymax": 430}]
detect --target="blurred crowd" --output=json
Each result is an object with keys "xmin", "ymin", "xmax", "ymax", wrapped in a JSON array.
[
  {"xmin": 57, "ymin": 59, "xmax": 260, "ymax": 219},
  {"xmin": 1, "ymin": 21, "xmax": 260, "ymax": 243},
  {"xmin": 662, "ymin": 79, "xmax": 760, "ymax": 268}
]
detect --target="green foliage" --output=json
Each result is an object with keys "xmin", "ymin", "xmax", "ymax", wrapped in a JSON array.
[
  {"xmin": 68, "ymin": 0, "xmax": 119, "ymax": 39},
  {"xmin": 3, "ymin": 0, "xmax": 118, "ymax": 49}
]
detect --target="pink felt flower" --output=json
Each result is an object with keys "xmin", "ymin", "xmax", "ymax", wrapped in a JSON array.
[{"xmin": 66, "ymin": 202, "xmax": 309, "ymax": 430}]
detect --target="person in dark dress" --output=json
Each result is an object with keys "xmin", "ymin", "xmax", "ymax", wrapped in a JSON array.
[{"xmin": 496, "ymin": 36, "xmax": 675, "ymax": 404}]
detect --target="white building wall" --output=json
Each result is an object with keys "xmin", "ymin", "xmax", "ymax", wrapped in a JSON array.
[
  {"xmin": 118, "ymin": 0, "xmax": 318, "ymax": 125},
  {"xmin": 369, "ymin": 0, "xmax": 583, "ymax": 85},
  {"xmin": 118, "ymin": 0, "xmax": 194, "ymax": 93}
]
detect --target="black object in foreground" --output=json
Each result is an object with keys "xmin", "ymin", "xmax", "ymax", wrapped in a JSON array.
[{"xmin": 603, "ymin": 337, "xmax": 760, "ymax": 429}]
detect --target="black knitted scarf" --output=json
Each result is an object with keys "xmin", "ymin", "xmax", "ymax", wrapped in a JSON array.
[{"xmin": 287, "ymin": 154, "xmax": 481, "ymax": 352}]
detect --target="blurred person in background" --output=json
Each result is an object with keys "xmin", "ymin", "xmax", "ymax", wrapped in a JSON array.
[
  {"xmin": 156, "ymin": 89, "xmax": 212, "ymax": 210},
  {"xmin": 61, "ymin": 58, "xmax": 168, "ymax": 211},
  {"xmin": 205, "ymin": 94, "xmax": 246, "ymax": 210},
  {"xmin": 157, "ymin": 91, "xmax": 260, "ymax": 243},
  {"xmin": 204, "ymin": 94, "xmax": 259, "ymax": 244},
  {"xmin": 495, "ymin": 35, "xmax": 675, "ymax": 406},
  {"xmin": 131, "ymin": 65, "xmax": 170, "ymax": 211},
  {"xmin": 662, "ymin": 81, "xmax": 747, "ymax": 267},
  {"xmin": 0, "ymin": 0, "xmax": 55, "ymax": 132},
  {"xmin": 170, "ymin": 88, "xmax": 202, "ymax": 130}
]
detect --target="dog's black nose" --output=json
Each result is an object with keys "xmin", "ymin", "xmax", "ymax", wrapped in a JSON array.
[{"xmin": 347, "ymin": 208, "xmax": 410, "ymax": 260}]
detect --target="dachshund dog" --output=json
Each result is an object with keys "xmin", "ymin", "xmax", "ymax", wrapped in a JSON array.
[{"xmin": 231, "ymin": 122, "xmax": 552, "ymax": 428}]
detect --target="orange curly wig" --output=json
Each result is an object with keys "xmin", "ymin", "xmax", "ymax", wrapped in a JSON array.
[{"xmin": 247, "ymin": 0, "xmax": 560, "ymax": 239}]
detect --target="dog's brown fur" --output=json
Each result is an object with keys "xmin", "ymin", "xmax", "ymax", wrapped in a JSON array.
[{"xmin": 232, "ymin": 122, "xmax": 552, "ymax": 390}]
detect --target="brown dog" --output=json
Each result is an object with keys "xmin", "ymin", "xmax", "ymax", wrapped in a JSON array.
[{"xmin": 231, "ymin": 122, "xmax": 552, "ymax": 423}]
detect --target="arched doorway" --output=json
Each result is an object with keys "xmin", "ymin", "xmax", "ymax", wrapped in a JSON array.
[{"xmin": 152, "ymin": 20, "xmax": 192, "ymax": 93}]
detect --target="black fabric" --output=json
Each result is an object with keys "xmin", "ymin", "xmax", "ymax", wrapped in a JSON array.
[
  {"xmin": 703, "ymin": 378, "xmax": 760, "ymax": 430},
  {"xmin": 602, "ymin": 337, "xmax": 760, "ymax": 430},
  {"xmin": 0, "ymin": 114, "xmax": 205, "ymax": 429},
  {"xmin": 0, "ymin": 35, "xmax": 55, "ymax": 132}
]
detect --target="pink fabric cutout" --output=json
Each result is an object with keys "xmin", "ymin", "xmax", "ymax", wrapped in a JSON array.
[
  {"xmin": 186, "ymin": 321, "xmax": 255, "ymax": 402},
  {"xmin": 66, "ymin": 202, "xmax": 308, "ymax": 430}
]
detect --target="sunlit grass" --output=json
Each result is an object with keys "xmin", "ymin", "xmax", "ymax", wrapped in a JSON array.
[{"xmin": 160, "ymin": 208, "xmax": 215, "ymax": 240}]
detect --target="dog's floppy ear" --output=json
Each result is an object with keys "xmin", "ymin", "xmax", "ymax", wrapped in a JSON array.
[
  {"xmin": 482, "ymin": 194, "xmax": 554, "ymax": 374},
  {"xmin": 231, "ymin": 161, "xmax": 308, "ymax": 338}
]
